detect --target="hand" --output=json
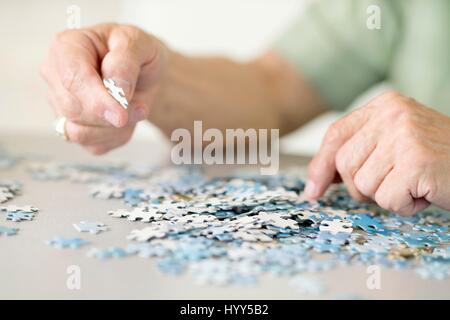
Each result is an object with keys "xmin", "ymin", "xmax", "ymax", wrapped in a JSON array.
[
  {"xmin": 305, "ymin": 91, "xmax": 450, "ymax": 215},
  {"xmin": 41, "ymin": 23, "xmax": 168, "ymax": 154}
]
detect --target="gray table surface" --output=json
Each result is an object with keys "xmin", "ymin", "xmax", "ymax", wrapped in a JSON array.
[{"xmin": 0, "ymin": 133, "xmax": 449, "ymax": 299}]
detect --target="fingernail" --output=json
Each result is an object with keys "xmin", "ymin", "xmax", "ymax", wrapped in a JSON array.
[
  {"xmin": 104, "ymin": 110, "xmax": 120, "ymax": 127},
  {"xmin": 112, "ymin": 78, "xmax": 132, "ymax": 97},
  {"xmin": 304, "ymin": 180, "xmax": 319, "ymax": 199},
  {"xmin": 130, "ymin": 107, "xmax": 147, "ymax": 123}
]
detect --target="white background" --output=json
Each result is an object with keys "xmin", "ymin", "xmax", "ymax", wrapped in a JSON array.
[{"xmin": 0, "ymin": 0, "xmax": 348, "ymax": 155}]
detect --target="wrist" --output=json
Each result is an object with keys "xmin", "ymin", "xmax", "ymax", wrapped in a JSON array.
[{"xmin": 149, "ymin": 41, "xmax": 177, "ymax": 114}]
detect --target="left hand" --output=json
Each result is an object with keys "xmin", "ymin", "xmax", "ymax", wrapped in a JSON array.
[{"xmin": 305, "ymin": 91, "xmax": 450, "ymax": 215}]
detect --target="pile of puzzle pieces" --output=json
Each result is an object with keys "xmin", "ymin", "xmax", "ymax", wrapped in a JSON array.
[
  {"xmin": 26, "ymin": 160, "xmax": 450, "ymax": 285},
  {"xmin": 0, "ymin": 149, "xmax": 39, "ymax": 236},
  {"xmin": 0, "ymin": 180, "xmax": 28, "ymax": 237}
]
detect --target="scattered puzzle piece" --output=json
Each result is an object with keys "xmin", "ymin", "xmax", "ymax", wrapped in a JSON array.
[
  {"xmin": 73, "ymin": 221, "xmax": 108, "ymax": 234},
  {"xmin": 0, "ymin": 187, "xmax": 14, "ymax": 203},
  {"xmin": 289, "ymin": 275, "xmax": 326, "ymax": 296},
  {"xmin": 0, "ymin": 225, "xmax": 18, "ymax": 236},
  {"xmin": 46, "ymin": 237, "xmax": 89, "ymax": 249},
  {"xmin": 88, "ymin": 247, "xmax": 131, "ymax": 260},
  {"xmin": 0, "ymin": 205, "xmax": 38, "ymax": 213},
  {"xmin": 90, "ymin": 184, "xmax": 123, "ymax": 199},
  {"xmin": 6, "ymin": 211, "xmax": 34, "ymax": 222}
]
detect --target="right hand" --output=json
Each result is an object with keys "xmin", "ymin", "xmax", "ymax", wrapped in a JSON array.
[{"xmin": 41, "ymin": 23, "xmax": 169, "ymax": 154}]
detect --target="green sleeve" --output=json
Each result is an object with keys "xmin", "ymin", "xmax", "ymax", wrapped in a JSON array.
[{"xmin": 273, "ymin": 0, "xmax": 401, "ymax": 111}]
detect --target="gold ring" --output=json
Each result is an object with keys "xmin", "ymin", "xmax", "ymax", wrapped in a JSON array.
[{"xmin": 54, "ymin": 117, "xmax": 69, "ymax": 141}]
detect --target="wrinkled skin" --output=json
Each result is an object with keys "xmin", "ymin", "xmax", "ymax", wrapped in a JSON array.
[{"xmin": 306, "ymin": 91, "xmax": 450, "ymax": 216}]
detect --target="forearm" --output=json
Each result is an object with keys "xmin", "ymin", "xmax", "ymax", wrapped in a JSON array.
[{"xmin": 150, "ymin": 50, "xmax": 327, "ymax": 136}]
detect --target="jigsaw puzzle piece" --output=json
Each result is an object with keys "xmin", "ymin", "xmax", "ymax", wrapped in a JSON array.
[
  {"xmin": 0, "ymin": 205, "xmax": 38, "ymax": 213},
  {"xmin": 103, "ymin": 78, "xmax": 129, "ymax": 109},
  {"xmin": 6, "ymin": 211, "xmax": 35, "ymax": 222},
  {"xmin": 73, "ymin": 221, "xmax": 108, "ymax": 234},
  {"xmin": 348, "ymin": 213, "xmax": 384, "ymax": 233},
  {"xmin": 0, "ymin": 225, "xmax": 18, "ymax": 236},
  {"xmin": 46, "ymin": 237, "xmax": 89, "ymax": 249},
  {"xmin": 88, "ymin": 247, "xmax": 131, "ymax": 260},
  {"xmin": 319, "ymin": 219, "xmax": 353, "ymax": 235}
]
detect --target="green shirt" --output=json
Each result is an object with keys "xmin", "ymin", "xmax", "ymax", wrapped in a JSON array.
[{"xmin": 274, "ymin": 0, "xmax": 450, "ymax": 114}]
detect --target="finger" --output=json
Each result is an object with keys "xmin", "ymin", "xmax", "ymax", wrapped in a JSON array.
[
  {"xmin": 353, "ymin": 144, "xmax": 394, "ymax": 199},
  {"xmin": 53, "ymin": 30, "xmax": 129, "ymax": 127},
  {"xmin": 43, "ymin": 59, "xmax": 83, "ymax": 120},
  {"xmin": 84, "ymin": 129, "xmax": 135, "ymax": 155},
  {"xmin": 46, "ymin": 70, "xmax": 104, "ymax": 125},
  {"xmin": 335, "ymin": 128, "xmax": 377, "ymax": 201},
  {"xmin": 374, "ymin": 168, "xmax": 430, "ymax": 216},
  {"xmin": 306, "ymin": 91, "xmax": 401, "ymax": 199},
  {"xmin": 101, "ymin": 26, "xmax": 160, "ymax": 100},
  {"xmin": 65, "ymin": 121, "xmax": 134, "ymax": 146},
  {"xmin": 306, "ymin": 107, "xmax": 371, "ymax": 199},
  {"xmin": 127, "ymin": 95, "xmax": 150, "ymax": 124},
  {"xmin": 49, "ymin": 71, "xmax": 148, "ymax": 126},
  {"xmin": 48, "ymin": 80, "xmax": 148, "ymax": 131}
]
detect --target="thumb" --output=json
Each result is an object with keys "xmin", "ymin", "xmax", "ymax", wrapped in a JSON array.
[
  {"xmin": 101, "ymin": 49, "xmax": 140, "ymax": 101},
  {"xmin": 100, "ymin": 27, "xmax": 157, "ymax": 122},
  {"xmin": 102, "ymin": 52, "xmax": 145, "ymax": 125}
]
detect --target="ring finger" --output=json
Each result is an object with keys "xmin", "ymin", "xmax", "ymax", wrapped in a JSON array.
[{"xmin": 65, "ymin": 120, "xmax": 134, "ymax": 146}]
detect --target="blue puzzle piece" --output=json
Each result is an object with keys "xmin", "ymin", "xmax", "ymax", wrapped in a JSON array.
[
  {"xmin": 6, "ymin": 211, "xmax": 35, "ymax": 222},
  {"xmin": 436, "ymin": 233, "xmax": 450, "ymax": 242},
  {"xmin": 126, "ymin": 243, "xmax": 169, "ymax": 258},
  {"xmin": 88, "ymin": 247, "xmax": 131, "ymax": 260},
  {"xmin": 0, "ymin": 225, "xmax": 18, "ymax": 236},
  {"xmin": 348, "ymin": 213, "xmax": 384, "ymax": 232},
  {"xmin": 46, "ymin": 237, "xmax": 89, "ymax": 249},
  {"xmin": 123, "ymin": 188, "xmax": 144, "ymax": 206},
  {"xmin": 316, "ymin": 231, "xmax": 350, "ymax": 245},
  {"xmin": 158, "ymin": 259, "xmax": 186, "ymax": 276},
  {"xmin": 413, "ymin": 223, "xmax": 448, "ymax": 233},
  {"xmin": 289, "ymin": 275, "xmax": 326, "ymax": 296},
  {"xmin": 310, "ymin": 241, "xmax": 341, "ymax": 253},
  {"xmin": 400, "ymin": 233, "xmax": 440, "ymax": 248},
  {"xmin": 416, "ymin": 263, "xmax": 450, "ymax": 280}
]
